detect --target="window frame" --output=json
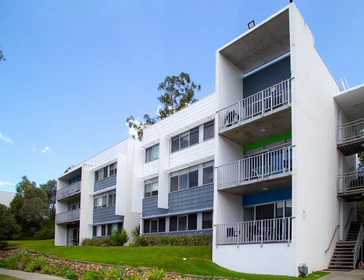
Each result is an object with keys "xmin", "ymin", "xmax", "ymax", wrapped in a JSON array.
[
  {"xmin": 203, "ymin": 120, "xmax": 215, "ymax": 141},
  {"xmin": 146, "ymin": 144, "xmax": 159, "ymax": 163},
  {"xmin": 94, "ymin": 191, "xmax": 116, "ymax": 209},
  {"xmin": 95, "ymin": 162, "xmax": 118, "ymax": 182},
  {"xmin": 171, "ymin": 126, "xmax": 200, "ymax": 153},
  {"xmin": 144, "ymin": 178, "xmax": 158, "ymax": 198}
]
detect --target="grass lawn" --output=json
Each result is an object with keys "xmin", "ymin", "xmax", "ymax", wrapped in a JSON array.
[
  {"xmin": 9, "ymin": 240, "xmax": 328, "ymax": 279},
  {"xmin": 0, "ymin": 275, "xmax": 22, "ymax": 280}
]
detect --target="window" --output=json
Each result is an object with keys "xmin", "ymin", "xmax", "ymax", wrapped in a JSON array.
[
  {"xmin": 189, "ymin": 170, "xmax": 198, "ymax": 188},
  {"xmin": 95, "ymin": 162, "xmax": 117, "ymax": 182},
  {"xmin": 178, "ymin": 216, "xmax": 187, "ymax": 231},
  {"xmin": 143, "ymin": 218, "xmax": 166, "ymax": 234},
  {"xmin": 151, "ymin": 219, "xmax": 158, "ymax": 233},
  {"xmin": 188, "ymin": 214, "xmax": 197, "ymax": 230},
  {"xmin": 146, "ymin": 144, "xmax": 159, "ymax": 162},
  {"xmin": 107, "ymin": 224, "xmax": 112, "ymax": 236},
  {"xmin": 159, "ymin": 218, "xmax": 165, "ymax": 232},
  {"xmin": 171, "ymin": 127, "xmax": 199, "ymax": 152},
  {"xmin": 169, "ymin": 216, "xmax": 177, "ymax": 232},
  {"xmin": 101, "ymin": 225, "xmax": 106, "ymax": 236},
  {"xmin": 203, "ymin": 164, "xmax": 214, "ymax": 185},
  {"xmin": 144, "ymin": 220, "xmax": 150, "ymax": 234},
  {"xmin": 202, "ymin": 212, "xmax": 213, "ymax": 229},
  {"xmin": 94, "ymin": 191, "xmax": 116, "ymax": 209},
  {"xmin": 203, "ymin": 120, "xmax": 214, "ymax": 140},
  {"xmin": 93, "ymin": 226, "xmax": 97, "ymax": 237},
  {"xmin": 144, "ymin": 178, "xmax": 158, "ymax": 198}
]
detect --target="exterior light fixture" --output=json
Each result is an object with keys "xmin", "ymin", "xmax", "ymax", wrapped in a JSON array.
[
  {"xmin": 261, "ymin": 128, "xmax": 267, "ymax": 133},
  {"xmin": 262, "ymin": 187, "xmax": 268, "ymax": 191},
  {"xmin": 248, "ymin": 20, "xmax": 255, "ymax": 29}
]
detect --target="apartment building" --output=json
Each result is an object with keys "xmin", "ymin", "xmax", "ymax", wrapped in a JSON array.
[
  {"xmin": 55, "ymin": 2, "xmax": 364, "ymax": 277},
  {"xmin": 212, "ymin": 2, "xmax": 363, "ymax": 276},
  {"xmin": 55, "ymin": 138, "xmax": 141, "ymax": 246}
]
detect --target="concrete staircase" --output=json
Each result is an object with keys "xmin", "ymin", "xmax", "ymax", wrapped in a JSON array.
[{"xmin": 328, "ymin": 222, "xmax": 362, "ymax": 270}]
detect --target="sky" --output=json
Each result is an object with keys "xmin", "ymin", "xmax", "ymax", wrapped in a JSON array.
[{"xmin": 1, "ymin": 0, "xmax": 364, "ymax": 192}]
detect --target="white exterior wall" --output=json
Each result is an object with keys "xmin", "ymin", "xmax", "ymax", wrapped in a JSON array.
[
  {"xmin": 55, "ymin": 179, "xmax": 71, "ymax": 245},
  {"xmin": 79, "ymin": 164, "xmax": 94, "ymax": 242},
  {"xmin": 289, "ymin": 4, "xmax": 341, "ymax": 273}
]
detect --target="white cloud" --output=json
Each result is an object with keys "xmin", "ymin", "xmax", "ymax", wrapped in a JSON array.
[
  {"xmin": 41, "ymin": 146, "xmax": 54, "ymax": 155},
  {"xmin": 0, "ymin": 132, "xmax": 14, "ymax": 144},
  {"xmin": 0, "ymin": 181, "xmax": 13, "ymax": 186},
  {"xmin": 156, "ymin": 104, "xmax": 162, "ymax": 116}
]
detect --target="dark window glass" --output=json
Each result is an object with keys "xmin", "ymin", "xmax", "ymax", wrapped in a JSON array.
[
  {"xmin": 108, "ymin": 194, "xmax": 113, "ymax": 206},
  {"xmin": 144, "ymin": 183, "xmax": 151, "ymax": 198},
  {"xmin": 202, "ymin": 212, "xmax": 213, "ymax": 229},
  {"xmin": 180, "ymin": 133, "xmax": 189, "ymax": 149},
  {"xmin": 285, "ymin": 201, "xmax": 292, "ymax": 217},
  {"xmin": 103, "ymin": 167, "xmax": 108, "ymax": 178},
  {"xmin": 188, "ymin": 214, "xmax": 197, "ymax": 230},
  {"xmin": 203, "ymin": 166, "xmax": 214, "ymax": 185},
  {"xmin": 94, "ymin": 198, "xmax": 97, "ymax": 209},
  {"xmin": 159, "ymin": 218, "xmax": 165, "ymax": 232},
  {"xmin": 93, "ymin": 226, "xmax": 97, "ymax": 236},
  {"xmin": 107, "ymin": 224, "xmax": 112, "ymax": 236},
  {"xmin": 189, "ymin": 170, "xmax": 198, "ymax": 188},
  {"xmin": 151, "ymin": 220, "xmax": 158, "ymax": 233},
  {"xmin": 102, "ymin": 196, "xmax": 107, "ymax": 207},
  {"xmin": 204, "ymin": 121, "xmax": 214, "ymax": 140},
  {"xmin": 170, "ymin": 176, "xmax": 178, "ymax": 192},
  {"xmin": 256, "ymin": 204, "xmax": 274, "ymax": 220},
  {"xmin": 101, "ymin": 225, "xmax": 106, "ymax": 236},
  {"xmin": 95, "ymin": 172, "xmax": 99, "ymax": 182},
  {"xmin": 190, "ymin": 127, "xmax": 199, "ymax": 145},
  {"xmin": 172, "ymin": 137, "xmax": 179, "ymax": 152},
  {"xmin": 118, "ymin": 223, "xmax": 123, "ymax": 233},
  {"xmin": 146, "ymin": 144, "xmax": 159, "ymax": 162},
  {"xmin": 144, "ymin": 220, "xmax": 150, "ymax": 234},
  {"xmin": 169, "ymin": 216, "xmax": 177, "ymax": 232},
  {"xmin": 178, "ymin": 216, "xmax": 187, "ymax": 231},
  {"xmin": 179, "ymin": 173, "xmax": 188, "ymax": 190}
]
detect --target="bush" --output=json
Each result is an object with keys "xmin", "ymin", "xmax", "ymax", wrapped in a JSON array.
[
  {"xmin": 34, "ymin": 226, "xmax": 54, "ymax": 240},
  {"xmin": 127, "ymin": 276, "xmax": 142, "ymax": 280},
  {"xmin": 0, "ymin": 260, "xmax": 5, "ymax": 268},
  {"xmin": 130, "ymin": 225, "xmax": 140, "ymax": 246},
  {"xmin": 81, "ymin": 237, "xmax": 112, "ymax": 246},
  {"xmin": 134, "ymin": 234, "xmax": 212, "ymax": 247},
  {"xmin": 111, "ymin": 229, "xmax": 129, "ymax": 246},
  {"xmin": 82, "ymin": 270, "xmax": 104, "ymax": 280},
  {"xmin": 107, "ymin": 265, "xmax": 126, "ymax": 279},
  {"xmin": 5, "ymin": 252, "xmax": 32, "ymax": 269},
  {"xmin": 0, "ymin": 241, "xmax": 9, "ymax": 248},
  {"xmin": 25, "ymin": 256, "xmax": 47, "ymax": 272},
  {"xmin": 146, "ymin": 268, "xmax": 166, "ymax": 280},
  {"xmin": 64, "ymin": 268, "xmax": 79, "ymax": 280},
  {"xmin": 18, "ymin": 254, "xmax": 33, "ymax": 270}
]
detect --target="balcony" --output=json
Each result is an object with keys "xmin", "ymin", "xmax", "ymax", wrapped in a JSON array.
[
  {"xmin": 337, "ymin": 118, "xmax": 364, "ymax": 156},
  {"xmin": 215, "ymin": 217, "xmax": 292, "ymax": 246},
  {"xmin": 57, "ymin": 180, "xmax": 81, "ymax": 201},
  {"xmin": 217, "ymin": 146, "xmax": 292, "ymax": 192},
  {"xmin": 337, "ymin": 170, "xmax": 364, "ymax": 202},
  {"xmin": 56, "ymin": 209, "xmax": 80, "ymax": 224},
  {"xmin": 218, "ymin": 79, "xmax": 291, "ymax": 146}
]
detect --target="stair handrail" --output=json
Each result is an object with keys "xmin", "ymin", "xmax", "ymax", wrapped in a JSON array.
[
  {"xmin": 352, "ymin": 223, "xmax": 364, "ymax": 269},
  {"xmin": 325, "ymin": 225, "xmax": 340, "ymax": 253},
  {"xmin": 345, "ymin": 207, "xmax": 356, "ymax": 229}
]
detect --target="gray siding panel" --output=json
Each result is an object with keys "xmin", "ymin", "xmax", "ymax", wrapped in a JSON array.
[
  {"xmin": 142, "ymin": 183, "xmax": 214, "ymax": 217},
  {"xmin": 243, "ymin": 56, "xmax": 291, "ymax": 98},
  {"xmin": 145, "ymin": 229, "xmax": 212, "ymax": 236},
  {"xmin": 94, "ymin": 175, "xmax": 117, "ymax": 192},
  {"xmin": 93, "ymin": 205, "xmax": 124, "ymax": 224}
]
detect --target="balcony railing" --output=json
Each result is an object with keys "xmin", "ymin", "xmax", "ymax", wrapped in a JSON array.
[
  {"xmin": 56, "ymin": 209, "xmax": 80, "ymax": 224},
  {"xmin": 217, "ymin": 146, "xmax": 292, "ymax": 190},
  {"xmin": 337, "ymin": 170, "xmax": 364, "ymax": 193},
  {"xmin": 57, "ymin": 180, "xmax": 81, "ymax": 200},
  {"xmin": 337, "ymin": 118, "xmax": 364, "ymax": 145},
  {"xmin": 218, "ymin": 79, "xmax": 291, "ymax": 132},
  {"xmin": 215, "ymin": 217, "xmax": 292, "ymax": 246}
]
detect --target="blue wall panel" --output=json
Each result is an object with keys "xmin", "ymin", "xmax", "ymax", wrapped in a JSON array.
[{"xmin": 243, "ymin": 188, "xmax": 292, "ymax": 207}]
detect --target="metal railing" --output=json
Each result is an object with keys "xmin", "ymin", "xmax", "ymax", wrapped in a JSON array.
[
  {"xmin": 217, "ymin": 146, "xmax": 292, "ymax": 189},
  {"xmin": 337, "ymin": 170, "xmax": 364, "ymax": 193},
  {"xmin": 215, "ymin": 217, "xmax": 292, "ymax": 247},
  {"xmin": 218, "ymin": 79, "xmax": 291, "ymax": 132},
  {"xmin": 56, "ymin": 180, "xmax": 81, "ymax": 200},
  {"xmin": 325, "ymin": 225, "xmax": 340, "ymax": 253},
  {"xmin": 345, "ymin": 207, "xmax": 356, "ymax": 230},
  {"xmin": 337, "ymin": 118, "xmax": 364, "ymax": 145},
  {"xmin": 56, "ymin": 209, "xmax": 80, "ymax": 224},
  {"xmin": 353, "ymin": 223, "xmax": 364, "ymax": 269}
]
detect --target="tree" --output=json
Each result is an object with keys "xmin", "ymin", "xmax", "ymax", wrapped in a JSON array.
[
  {"xmin": 0, "ymin": 204, "xmax": 20, "ymax": 240},
  {"xmin": 0, "ymin": 48, "xmax": 5, "ymax": 62},
  {"xmin": 126, "ymin": 72, "xmax": 201, "ymax": 140}
]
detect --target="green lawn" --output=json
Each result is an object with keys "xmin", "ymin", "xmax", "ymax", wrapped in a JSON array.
[
  {"xmin": 0, "ymin": 275, "xmax": 22, "ymax": 280},
  {"xmin": 9, "ymin": 240, "xmax": 328, "ymax": 279}
]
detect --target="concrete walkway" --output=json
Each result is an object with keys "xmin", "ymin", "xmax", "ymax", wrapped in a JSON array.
[
  {"xmin": 321, "ymin": 269, "xmax": 364, "ymax": 280},
  {"xmin": 0, "ymin": 268, "xmax": 65, "ymax": 280}
]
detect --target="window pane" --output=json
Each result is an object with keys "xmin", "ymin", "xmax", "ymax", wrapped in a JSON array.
[
  {"xmin": 178, "ymin": 216, "xmax": 187, "ymax": 231},
  {"xmin": 190, "ymin": 127, "xmax": 199, "ymax": 145},
  {"xmin": 107, "ymin": 224, "xmax": 112, "ymax": 236},
  {"xmin": 151, "ymin": 220, "xmax": 158, "ymax": 233},
  {"xmin": 144, "ymin": 220, "xmax": 150, "ymax": 233},
  {"xmin": 188, "ymin": 214, "xmax": 197, "ymax": 230},
  {"xmin": 93, "ymin": 226, "xmax": 97, "ymax": 237},
  {"xmin": 170, "ymin": 216, "xmax": 177, "ymax": 232},
  {"xmin": 94, "ymin": 198, "xmax": 97, "ymax": 209},
  {"xmin": 101, "ymin": 225, "xmax": 106, "ymax": 236},
  {"xmin": 108, "ymin": 194, "xmax": 113, "ymax": 206},
  {"xmin": 285, "ymin": 201, "xmax": 292, "ymax": 217},
  {"xmin": 189, "ymin": 170, "xmax": 198, "ymax": 188},
  {"xmin": 159, "ymin": 218, "xmax": 165, "ymax": 232},
  {"xmin": 95, "ymin": 172, "xmax": 99, "ymax": 182},
  {"xmin": 179, "ymin": 173, "xmax": 188, "ymax": 190},
  {"xmin": 180, "ymin": 133, "xmax": 189, "ymax": 149},
  {"xmin": 262, "ymin": 204, "xmax": 274, "ymax": 219},
  {"xmin": 103, "ymin": 167, "xmax": 108, "ymax": 178},
  {"xmin": 172, "ymin": 137, "xmax": 179, "ymax": 152},
  {"xmin": 145, "ymin": 183, "xmax": 151, "ymax": 197},
  {"xmin": 204, "ymin": 121, "xmax": 214, "ymax": 140},
  {"xmin": 117, "ymin": 223, "xmax": 123, "ymax": 233},
  {"xmin": 202, "ymin": 212, "xmax": 213, "ymax": 229},
  {"xmin": 276, "ymin": 201, "xmax": 284, "ymax": 218},
  {"xmin": 170, "ymin": 176, "xmax": 178, "ymax": 192},
  {"xmin": 102, "ymin": 196, "xmax": 107, "ymax": 207},
  {"xmin": 203, "ymin": 166, "xmax": 214, "ymax": 185},
  {"xmin": 152, "ymin": 145, "xmax": 159, "ymax": 160}
]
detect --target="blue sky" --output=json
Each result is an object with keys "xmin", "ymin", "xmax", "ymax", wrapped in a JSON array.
[{"xmin": 0, "ymin": 0, "xmax": 363, "ymax": 192}]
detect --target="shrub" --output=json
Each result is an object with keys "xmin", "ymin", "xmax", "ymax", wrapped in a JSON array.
[
  {"xmin": 107, "ymin": 265, "xmax": 126, "ymax": 279},
  {"xmin": 146, "ymin": 268, "xmax": 166, "ymax": 280},
  {"xmin": 34, "ymin": 226, "xmax": 55, "ymax": 240},
  {"xmin": 82, "ymin": 270, "xmax": 104, "ymax": 280},
  {"xmin": 64, "ymin": 268, "xmax": 79, "ymax": 280},
  {"xmin": 130, "ymin": 225, "xmax": 140, "ymax": 246},
  {"xmin": 0, "ymin": 260, "xmax": 5, "ymax": 268},
  {"xmin": 0, "ymin": 241, "xmax": 9, "ymax": 248},
  {"xmin": 111, "ymin": 229, "xmax": 129, "ymax": 246},
  {"xmin": 18, "ymin": 254, "xmax": 33, "ymax": 270},
  {"xmin": 5, "ymin": 252, "xmax": 32, "ymax": 269},
  {"xmin": 127, "ymin": 276, "xmax": 142, "ymax": 280},
  {"xmin": 40, "ymin": 265, "xmax": 53, "ymax": 274},
  {"xmin": 81, "ymin": 237, "xmax": 112, "ymax": 246},
  {"xmin": 133, "ymin": 234, "xmax": 212, "ymax": 247},
  {"xmin": 25, "ymin": 256, "xmax": 48, "ymax": 272}
]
